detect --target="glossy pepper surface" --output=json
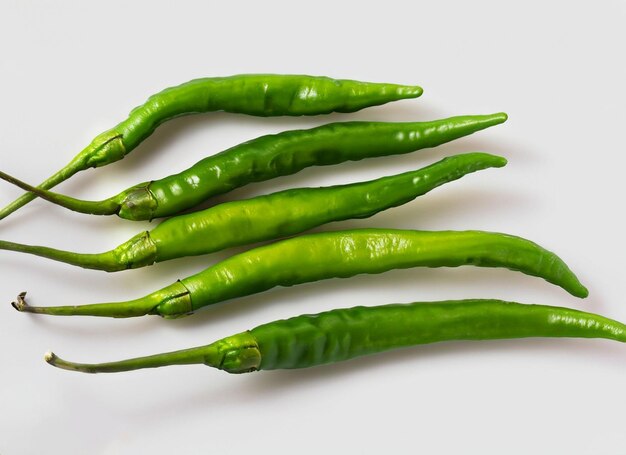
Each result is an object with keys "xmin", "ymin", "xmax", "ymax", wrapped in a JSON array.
[
  {"xmin": 12, "ymin": 229, "xmax": 588, "ymax": 319},
  {"xmin": 0, "ymin": 153, "xmax": 506, "ymax": 271},
  {"xmin": 0, "ymin": 114, "xmax": 507, "ymax": 220},
  {"xmin": 0, "ymin": 75, "xmax": 423, "ymax": 220},
  {"xmin": 45, "ymin": 299, "xmax": 625, "ymax": 374}
]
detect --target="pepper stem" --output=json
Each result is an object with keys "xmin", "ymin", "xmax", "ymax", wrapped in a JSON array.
[
  {"xmin": 11, "ymin": 291, "xmax": 164, "ymax": 318},
  {"xmin": 0, "ymin": 130, "xmax": 125, "ymax": 220},
  {"xmin": 11, "ymin": 280, "xmax": 191, "ymax": 318},
  {"xmin": 0, "ymin": 161, "xmax": 82, "ymax": 220},
  {"xmin": 44, "ymin": 331, "xmax": 261, "ymax": 374},
  {"xmin": 0, "ymin": 170, "xmax": 119, "ymax": 216},
  {"xmin": 44, "ymin": 344, "xmax": 218, "ymax": 373},
  {"xmin": 0, "ymin": 231, "xmax": 157, "ymax": 272},
  {"xmin": 11, "ymin": 292, "xmax": 28, "ymax": 312},
  {"xmin": 0, "ymin": 240, "xmax": 119, "ymax": 272}
]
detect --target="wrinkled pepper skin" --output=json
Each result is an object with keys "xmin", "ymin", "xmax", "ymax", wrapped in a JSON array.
[
  {"xmin": 151, "ymin": 152, "xmax": 505, "ymax": 262},
  {"xmin": 0, "ymin": 74, "xmax": 423, "ymax": 219},
  {"xmin": 139, "ymin": 113, "xmax": 506, "ymax": 220},
  {"xmin": 45, "ymin": 300, "xmax": 626, "ymax": 374},
  {"xmin": 13, "ymin": 229, "xmax": 588, "ymax": 319},
  {"xmin": 252, "ymin": 300, "xmax": 624, "ymax": 370},
  {"xmin": 0, "ymin": 114, "xmax": 507, "ymax": 220},
  {"xmin": 0, "ymin": 153, "xmax": 506, "ymax": 271}
]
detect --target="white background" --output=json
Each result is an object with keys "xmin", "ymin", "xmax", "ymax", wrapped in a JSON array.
[{"xmin": 1, "ymin": 1, "xmax": 625, "ymax": 454}]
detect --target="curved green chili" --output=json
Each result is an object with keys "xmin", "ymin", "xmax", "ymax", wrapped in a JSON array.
[
  {"xmin": 0, "ymin": 74, "xmax": 423, "ymax": 220},
  {"xmin": 44, "ymin": 299, "xmax": 624, "ymax": 374},
  {"xmin": 12, "ymin": 229, "xmax": 588, "ymax": 319},
  {"xmin": 0, "ymin": 153, "xmax": 506, "ymax": 272},
  {"xmin": 0, "ymin": 113, "xmax": 506, "ymax": 221}
]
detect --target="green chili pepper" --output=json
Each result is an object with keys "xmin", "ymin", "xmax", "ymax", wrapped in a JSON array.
[
  {"xmin": 44, "ymin": 299, "xmax": 623, "ymax": 374},
  {"xmin": 12, "ymin": 229, "xmax": 588, "ymax": 319},
  {"xmin": 0, "ymin": 114, "xmax": 506, "ymax": 221},
  {"xmin": 0, "ymin": 153, "xmax": 506, "ymax": 271},
  {"xmin": 0, "ymin": 75, "xmax": 423, "ymax": 220}
]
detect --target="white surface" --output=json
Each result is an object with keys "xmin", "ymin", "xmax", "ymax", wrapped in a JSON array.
[{"xmin": 1, "ymin": 1, "xmax": 625, "ymax": 454}]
